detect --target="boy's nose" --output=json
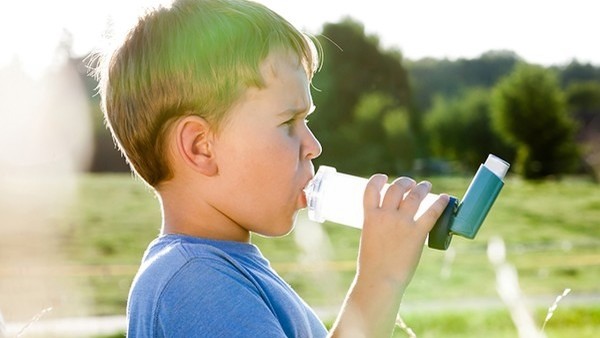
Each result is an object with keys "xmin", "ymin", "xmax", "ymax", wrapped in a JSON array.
[{"xmin": 303, "ymin": 127, "xmax": 322, "ymax": 160}]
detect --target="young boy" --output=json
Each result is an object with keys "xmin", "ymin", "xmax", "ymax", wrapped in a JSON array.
[{"xmin": 95, "ymin": 0, "xmax": 449, "ymax": 336}]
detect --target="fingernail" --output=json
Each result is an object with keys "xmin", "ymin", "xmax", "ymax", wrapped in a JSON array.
[
  {"xmin": 420, "ymin": 180, "xmax": 432, "ymax": 189},
  {"xmin": 397, "ymin": 177, "xmax": 416, "ymax": 187}
]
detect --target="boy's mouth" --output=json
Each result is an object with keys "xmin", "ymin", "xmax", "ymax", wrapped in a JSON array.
[
  {"xmin": 300, "ymin": 176, "xmax": 315, "ymax": 209},
  {"xmin": 299, "ymin": 190, "xmax": 308, "ymax": 208}
]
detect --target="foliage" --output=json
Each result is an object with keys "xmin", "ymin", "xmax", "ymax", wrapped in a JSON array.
[
  {"xmin": 323, "ymin": 92, "xmax": 416, "ymax": 175},
  {"xmin": 407, "ymin": 50, "xmax": 520, "ymax": 112},
  {"xmin": 491, "ymin": 64, "xmax": 580, "ymax": 179},
  {"xmin": 566, "ymin": 80, "xmax": 600, "ymax": 125},
  {"xmin": 311, "ymin": 18, "xmax": 413, "ymax": 176},
  {"xmin": 424, "ymin": 87, "xmax": 514, "ymax": 169},
  {"xmin": 567, "ymin": 81, "xmax": 600, "ymax": 108},
  {"xmin": 564, "ymin": 80, "xmax": 600, "ymax": 180},
  {"xmin": 557, "ymin": 60, "xmax": 600, "ymax": 88}
]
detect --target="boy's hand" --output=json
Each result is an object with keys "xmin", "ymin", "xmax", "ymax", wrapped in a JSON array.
[
  {"xmin": 358, "ymin": 174, "xmax": 449, "ymax": 289},
  {"xmin": 329, "ymin": 174, "xmax": 449, "ymax": 338}
]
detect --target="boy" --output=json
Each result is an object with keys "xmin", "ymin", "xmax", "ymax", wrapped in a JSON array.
[{"xmin": 95, "ymin": 0, "xmax": 449, "ymax": 336}]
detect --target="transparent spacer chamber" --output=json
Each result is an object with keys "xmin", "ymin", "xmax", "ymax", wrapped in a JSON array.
[{"xmin": 303, "ymin": 166, "xmax": 442, "ymax": 228}]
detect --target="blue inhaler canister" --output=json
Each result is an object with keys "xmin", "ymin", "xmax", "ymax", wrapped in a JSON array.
[
  {"xmin": 427, "ymin": 154, "xmax": 510, "ymax": 249},
  {"xmin": 451, "ymin": 155, "xmax": 508, "ymax": 238}
]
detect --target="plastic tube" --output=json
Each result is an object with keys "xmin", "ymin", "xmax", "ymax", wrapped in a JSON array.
[{"xmin": 304, "ymin": 166, "xmax": 441, "ymax": 228}]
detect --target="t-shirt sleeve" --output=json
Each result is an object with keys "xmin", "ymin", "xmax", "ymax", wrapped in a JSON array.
[{"xmin": 154, "ymin": 257, "xmax": 288, "ymax": 338}]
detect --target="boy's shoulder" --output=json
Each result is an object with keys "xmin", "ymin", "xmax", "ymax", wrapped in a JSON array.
[
  {"xmin": 127, "ymin": 235, "xmax": 266, "ymax": 332},
  {"xmin": 134, "ymin": 234, "xmax": 265, "ymax": 288}
]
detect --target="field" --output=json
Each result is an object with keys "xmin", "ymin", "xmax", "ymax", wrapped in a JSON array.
[{"xmin": 4, "ymin": 173, "xmax": 600, "ymax": 337}]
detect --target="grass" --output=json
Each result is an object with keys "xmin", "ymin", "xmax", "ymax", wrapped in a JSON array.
[
  {"xmin": 388, "ymin": 306, "xmax": 600, "ymax": 338},
  {"xmin": 53, "ymin": 173, "xmax": 600, "ymax": 336}
]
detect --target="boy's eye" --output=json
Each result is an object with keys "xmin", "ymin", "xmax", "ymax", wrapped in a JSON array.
[
  {"xmin": 284, "ymin": 118, "xmax": 309, "ymax": 126},
  {"xmin": 281, "ymin": 117, "xmax": 309, "ymax": 134},
  {"xmin": 281, "ymin": 118, "xmax": 295, "ymax": 131}
]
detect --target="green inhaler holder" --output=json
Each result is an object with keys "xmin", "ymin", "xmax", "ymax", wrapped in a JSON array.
[{"xmin": 427, "ymin": 155, "xmax": 508, "ymax": 250}]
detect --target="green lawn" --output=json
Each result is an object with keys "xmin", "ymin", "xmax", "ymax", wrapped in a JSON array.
[{"xmin": 62, "ymin": 173, "xmax": 600, "ymax": 337}]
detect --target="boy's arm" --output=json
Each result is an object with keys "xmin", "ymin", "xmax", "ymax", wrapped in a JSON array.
[{"xmin": 328, "ymin": 174, "xmax": 449, "ymax": 338}]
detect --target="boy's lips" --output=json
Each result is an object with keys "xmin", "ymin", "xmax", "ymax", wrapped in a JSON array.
[
  {"xmin": 299, "ymin": 175, "xmax": 314, "ymax": 208},
  {"xmin": 299, "ymin": 190, "xmax": 308, "ymax": 208}
]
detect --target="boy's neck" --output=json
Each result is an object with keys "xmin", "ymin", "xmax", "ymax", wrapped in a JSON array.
[{"xmin": 157, "ymin": 183, "xmax": 252, "ymax": 243}]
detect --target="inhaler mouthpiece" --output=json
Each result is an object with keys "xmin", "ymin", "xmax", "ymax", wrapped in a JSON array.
[{"xmin": 304, "ymin": 166, "xmax": 366, "ymax": 228}]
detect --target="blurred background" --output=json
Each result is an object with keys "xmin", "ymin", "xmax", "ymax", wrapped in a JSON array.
[{"xmin": 1, "ymin": 0, "xmax": 599, "ymax": 337}]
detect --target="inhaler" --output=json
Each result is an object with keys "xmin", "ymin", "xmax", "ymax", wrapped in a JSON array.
[{"xmin": 303, "ymin": 154, "xmax": 510, "ymax": 250}]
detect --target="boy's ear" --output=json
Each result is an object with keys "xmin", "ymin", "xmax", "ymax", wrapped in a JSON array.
[{"xmin": 174, "ymin": 115, "xmax": 218, "ymax": 176}]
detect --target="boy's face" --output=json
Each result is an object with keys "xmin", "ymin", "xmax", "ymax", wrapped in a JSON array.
[{"xmin": 210, "ymin": 50, "xmax": 321, "ymax": 237}]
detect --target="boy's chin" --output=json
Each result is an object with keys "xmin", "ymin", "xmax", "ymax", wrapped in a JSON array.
[
  {"xmin": 254, "ymin": 213, "xmax": 298, "ymax": 238},
  {"xmin": 254, "ymin": 227, "xmax": 294, "ymax": 238}
]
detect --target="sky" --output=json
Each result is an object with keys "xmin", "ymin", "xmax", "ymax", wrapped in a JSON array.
[{"xmin": 1, "ymin": 0, "xmax": 599, "ymax": 78}]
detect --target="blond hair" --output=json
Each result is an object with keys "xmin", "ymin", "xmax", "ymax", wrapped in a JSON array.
[{"xmin": 94, "ymin": 0, "xmax": 319, "ymax": 186}]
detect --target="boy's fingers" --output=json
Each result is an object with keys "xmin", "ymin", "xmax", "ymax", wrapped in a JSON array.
[
  {"xmin": 417, "ymin": 194, "xmax": 450, "ymax": 230},
  {"xmin": 381, "ymin": 177, "xmax": 415, "ymax": 210},
  {"xmin": 399, "ymin": 181, "xmax": 432, "ymax": 215},
  {"xmin": 364, "ymin": 174, "xmax": 388, "ymax": 210}
]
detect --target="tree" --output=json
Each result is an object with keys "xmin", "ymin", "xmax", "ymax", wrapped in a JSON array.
[
  {"xmin": 558, "ymin": 60, "xmax": 600, "ymax": 88},
  {"xmin": 425, "ymin": 88, "xmax": 513, "ymax": 170},
  {"xmin": 311, "ymin": 18, "xmax": 412, "ymax": 175},
  {"xmin": 353, "ymin": 92, "xmax": 415, "ymax": 174},
  {"xmin": 566, "ymin": 81, "xmax": 600, "ymax": 128},
  {"xmin": 406, "ymin": 50, "xmax": 520, "ymax": 112},
  {"xmin": 491, "ymin": 64, "xmax": 579, "ymax": 179},
  {"xmin": 565, "ymin": 81, "xmax": 600, "ymax": 179}
]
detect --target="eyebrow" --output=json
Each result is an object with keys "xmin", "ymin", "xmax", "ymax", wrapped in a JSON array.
[{"xmin": 280, "ymin": 104, "xmax": 316, "ymax": 117}]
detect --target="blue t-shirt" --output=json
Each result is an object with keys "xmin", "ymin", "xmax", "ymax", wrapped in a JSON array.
[{"xmin": 127, "ymin": 234, "xmax": 328, "ymax": 337}]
